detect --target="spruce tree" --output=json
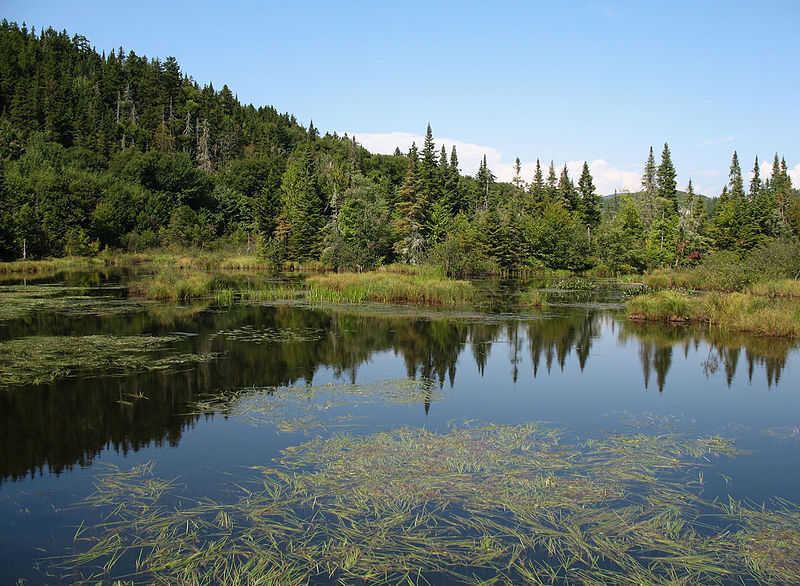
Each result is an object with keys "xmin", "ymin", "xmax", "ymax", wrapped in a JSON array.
[
  {"xmin": 394, "ymin": 143, "xmax": 425, "ymax": 263},
  {"xmin": 656, "ymin": 143, "xmax": 677, "ymax": 215},
  {"xmin": 512, "ymin": 157, "xmax": 523, "ymax": 190},
  {"xmin": 557, "ymin": 164, "xmax": 578, "ymax": 211},
  {"xmin": 546, "ymin": 160, "xmax": 558, "ymax": 200},
  {"xmin": 729, "ymin": 151, "xmax": 745, "ymax": 201},
  {"xmin": 531, "ymin": 159, "xmax": 544, "ymax": 199},
  {"xmin": 475, "ymin": 155, "xmax": 494, "ymax": 210},
  {"xmin": 749, "ymin": 156, "xmax": 761, "ymax": 200},
  {"xmin": 446, "ymin": 145, "xmax": 463, "ymax": 214}
]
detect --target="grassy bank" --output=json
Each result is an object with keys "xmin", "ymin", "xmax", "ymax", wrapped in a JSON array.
[
  {"xmin": 627, "ymin": 290, "xmax": 800, "ymax": 337},
  {"xmin": 307, "ymin": 272, "xmax": 474, "ymax": 305}
]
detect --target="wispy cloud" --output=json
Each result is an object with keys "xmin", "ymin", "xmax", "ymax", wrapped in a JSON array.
[
  {"xmin": 699, "ymin": 136, "xmax": 734, "ymax": 148},
  {"xmin": 352, "ymin": 131, "xmax": 640, "ymax": 195}
]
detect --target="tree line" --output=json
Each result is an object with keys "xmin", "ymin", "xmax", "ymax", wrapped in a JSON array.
[{"xmin": 0, "ymin": 21, "xmax": 798, "ymax": 272}]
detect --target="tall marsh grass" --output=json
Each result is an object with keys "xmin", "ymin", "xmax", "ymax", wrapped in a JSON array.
[
  {"xmin": 129, "ymin": 270, "xmax": 215, "ymax": 300},
  {"xmin": 628, "ymin": 290, "xmax": 800, "ymax": 337},
  {"xmin": 307, "ymin": 272, "xmax": 474, "ymax": 305}
]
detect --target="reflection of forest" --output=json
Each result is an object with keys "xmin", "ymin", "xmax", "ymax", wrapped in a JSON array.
[
  {"xmin": 619, "ymin": 321, "xmax": 798, "ymax": 391},
  {"xmin": 2, "ymin": 302, "xmax": 796, "ymax": 485}
]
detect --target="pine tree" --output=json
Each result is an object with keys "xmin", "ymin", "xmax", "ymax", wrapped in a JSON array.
[
  {"xmin": 641, "ymin": 146, "xmax": 657, "ymax": 222},
  {"xmin": 577, "ymin": 161, "xmax": 600, "ymax": 228},
  {"xmin": 656, "ymin": 143, "xmax": 677, "ymax": 215}
]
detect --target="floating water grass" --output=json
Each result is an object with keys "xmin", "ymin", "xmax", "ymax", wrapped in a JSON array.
[
  {"xmin": 188, "ymin": 379, "xmax": 444, "ymax": 431},
  {"xmin": 0, "ymin": 284, "xmax": 145, "ymax": 321},
  {"xmin": 307, "ymin": 272, "xmax": 475, "ymax": 305},
  {"xmin": 211, "ymin": 325, "xmax": 324, "ymax": 344},
  {"xmin": 0, "ymin": 334, "xmax": 218, "ymax": 388},
  {"xmin": 49, "ymin": 423, "xmax": 791, "ymax": 585}
]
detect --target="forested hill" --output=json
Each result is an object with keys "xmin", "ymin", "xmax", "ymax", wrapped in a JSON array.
[{"xmin": 1, "ymin": 22, "xmax": 798, "ymax": 273}]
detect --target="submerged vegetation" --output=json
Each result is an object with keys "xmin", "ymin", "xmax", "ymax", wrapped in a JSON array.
[{"xmin": 49, "ymin": 422, "xmax": 800, "ymax": 585}]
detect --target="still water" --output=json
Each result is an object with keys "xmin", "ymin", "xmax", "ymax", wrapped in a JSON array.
[{"xmin": 1, "ymin": 272, "xmax": 799, "ymax": 584}]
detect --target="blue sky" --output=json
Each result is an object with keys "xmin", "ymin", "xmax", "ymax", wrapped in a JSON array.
[{"xmin": 4, "ymin": 0, "xmax": 799, "ymax": 195}]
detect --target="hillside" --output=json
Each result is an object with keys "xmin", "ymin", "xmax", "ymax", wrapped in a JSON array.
[{"xmin": 0, "ymin": 21, "xmax": 797, "ymax": 273}]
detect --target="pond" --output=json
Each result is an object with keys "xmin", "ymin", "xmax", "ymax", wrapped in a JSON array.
[{"xmin": 1, "ymin": 271, "xmax": 799, "ymax": 584}]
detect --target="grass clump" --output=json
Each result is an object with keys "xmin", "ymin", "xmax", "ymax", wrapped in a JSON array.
[
  {"xmin": 519, "ymin": 288, "xmax": 548, "ymax": 309},
  {"xmin": 0, "ymin": 334, "xmax": 218, "ymax": 388},
  {"xmin": 627, "ymin": 290, "xmax": 702, "ymax": 322},
  {"xmin": 307, "ymin": 271, "xmax": 474, "ymax": 305},
  {"xmin": 129, "ymin": 270, "xmax": 215, "ymax": 300}
]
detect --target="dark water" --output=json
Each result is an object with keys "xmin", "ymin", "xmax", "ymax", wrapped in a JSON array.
[{"xmin": 1, "ymin": 273, "xmax": 799, "ymax": 583}]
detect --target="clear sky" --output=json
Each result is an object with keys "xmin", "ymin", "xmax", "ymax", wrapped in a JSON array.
[{"xmin": 3, "ymin": 0, "xmax": 799, "ymax": 195}]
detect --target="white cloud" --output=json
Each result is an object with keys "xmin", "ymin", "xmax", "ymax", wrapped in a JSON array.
[
  {"xmin": 352, "ymin": 131, "xmax": 640, "ymax": 195},
  {"xmin": 789, "ymin": 164, "xmax": 800, "ymax": 187},
  {"xmin": 699, "ymin": 136, "xmax": 734, "ymax": 148}
]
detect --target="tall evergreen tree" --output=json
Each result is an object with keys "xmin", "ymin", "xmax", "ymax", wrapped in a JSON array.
[
  {"xmin": 656, "ymin": 143, "xmax": 677, "ymax": 215},
  {"xmin": 530, "ymin": 159, "xmax": 544, "ymax": 199},
  {"xmin": 512, "ymin": 157, "xmax": 523, "ymax": 190},
  {"xmin": 577, "ymin": 161, "xmax": 600, "ymax": 228},
  {"xmin": 749, "ymin": 156, "xmax": 761, "ymax": 200},
  {"xmin": 641, "ymin": 146, "xmax": 657, "ymax": 222},
  {"xmin": 729, "ymin": 151, "xmax": 745, "ymax": 201},
  {"xmin": 546, "ymin": 160, "xmax": 558, "ymax": 200},
  {"xmin": 278, "ymin": 144, "xmax": 325, "ymax": 260},
  {"xmin": 557, "ymin": 164, "xmax": 578, "ymax": 211},
  {"xmin": 475, "ymin": 154, "xmax": 494, "ymax": 210},
  {"xmin": 394, "ymin": 143, "xmax": 425, "ymax": 263}
]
